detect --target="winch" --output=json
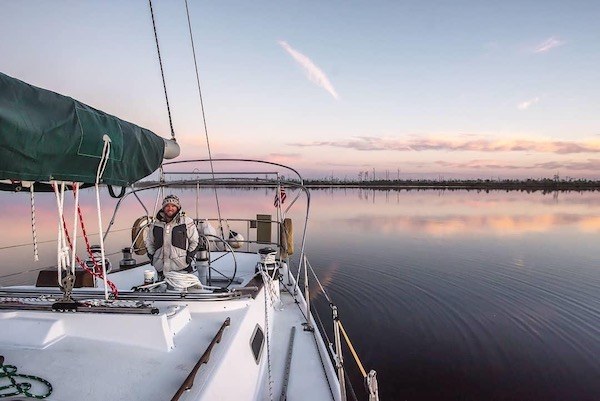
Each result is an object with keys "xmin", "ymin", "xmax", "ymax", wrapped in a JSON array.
[
  {"xmin": 119, "ymin": 247, "xmax": 137, "ymax": 270},
  {"xmin": 256, "ymin": 247, "xmax": 279, "ymax": 276},
  {"xmin": 85, "ymin": 244, "xmax": 112, "ymax": 273}
]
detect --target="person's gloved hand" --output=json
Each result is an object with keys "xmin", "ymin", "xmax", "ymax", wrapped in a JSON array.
[
  {"xmin": 148, "ymin": 253, "xmax": 154, "ymax": 263},
  {"xmin": 186, "ymin": 251, "xmax": 195, "ymax": 264}
]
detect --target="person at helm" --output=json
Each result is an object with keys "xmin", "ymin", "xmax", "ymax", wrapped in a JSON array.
[{"xmin": 145, "ymin": 195, "xmax": 199, "ymax": 278}]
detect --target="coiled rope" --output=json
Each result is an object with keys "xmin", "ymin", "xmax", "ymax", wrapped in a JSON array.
[
  {"xmin": 164, "ymin": 271, "xmax": 201, "ymax": 291},
  {"xmin": 0, "ymin": 356, "xmax": 52, "ymax": 399}
]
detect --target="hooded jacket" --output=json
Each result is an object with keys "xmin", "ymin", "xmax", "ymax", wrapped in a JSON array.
[{"xmin": 145, "ymin": 210, "xmax": 199, "ymax": 273}]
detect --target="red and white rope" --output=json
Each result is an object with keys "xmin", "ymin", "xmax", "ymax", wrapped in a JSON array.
[
  {"xmin": 59, "ymin": 195, "xmax": 119, "ymax": 297},
  {"xmin": 69, "ymin": 182, "xmax": 80, "ymax": 276}
]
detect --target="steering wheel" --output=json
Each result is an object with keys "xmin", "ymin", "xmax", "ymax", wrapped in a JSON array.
[{"xmin": 199, "ymin": 234, "xmax": 238, "ymax": 289}]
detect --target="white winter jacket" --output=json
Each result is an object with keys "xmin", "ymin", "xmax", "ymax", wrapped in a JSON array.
[{"xmin": 145, "ymin": 210, "xmax": 199, "ymax": 273}]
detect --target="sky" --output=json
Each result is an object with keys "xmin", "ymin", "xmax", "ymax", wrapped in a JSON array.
[{"xmin": 1, "ymin": 0, "xmax": 600, "ymax": 180}]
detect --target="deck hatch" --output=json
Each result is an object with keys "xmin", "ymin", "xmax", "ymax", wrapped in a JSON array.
[{"xmin": 250, "ymin": 324, "xmax": 264, "ymax": 364}]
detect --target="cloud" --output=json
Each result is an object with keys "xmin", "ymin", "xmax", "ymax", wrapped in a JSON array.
[
  {"xmin": 534, "ymin": 37, "xmax": 565, "ymax": 53},
  {"xmin": 290, "ymin": 136, "xmax": 600, "ymax": 154},
  {"xmin": 435, "ymin": 158, "xmax": 600, "ymax": 171},
  {"xmin": 269, "ymin": 152, "xmax": 301, "ymax": 159},
  {"xmin": 321, "ymin": 161, "xmax": 372, "ymax": 167},
  {"xmin": 518, "ymin": 97, "xmax": 539, "ymax": 110},
  {"xmin": 278, "ymin": 40, "xmax": 339, "ymax": 100}
]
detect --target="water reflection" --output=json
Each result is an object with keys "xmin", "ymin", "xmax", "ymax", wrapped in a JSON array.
[
  {"xmin": 2, "ymin": 188, "xmax": 600, "ymax": 400},
  {"xmin": 337, "ymin": 213, "xmax": 600, "ymax": 236},
  {"xmin": 305, "ymin": 189, "xmax": 600, "ymax": 400},
  {"xmin": 305, "ymin": 189, "xmax": 600, "ymax": 239}
]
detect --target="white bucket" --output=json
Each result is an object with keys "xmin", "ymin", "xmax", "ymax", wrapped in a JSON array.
[{"xmin": 144, "ymin": 270, "xmax": 155, "ymax": 285}]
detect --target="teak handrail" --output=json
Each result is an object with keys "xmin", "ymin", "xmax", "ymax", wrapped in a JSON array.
[{"xmin": 171, "ymin": 317, "xmax": 231, "ymax": 401}]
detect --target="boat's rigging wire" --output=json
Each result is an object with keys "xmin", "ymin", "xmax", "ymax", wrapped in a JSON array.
[
  {"xmin": 295, "ymin": 258, "xmax": 367, "ymax": 400},
  {"xmin": 183, "ymin": 0, "xmax": 224, "ymax": 239},
  {"xmin": 307, "ymin": 257, "xmax": 333, "ymax": 305},
  {"xmin": 148, "ymin": 0, "xmax": 175, "ymax": 140},
  {"xmin": 310, "ymin": 311, "xmax": 336, "ymax": 401},
  {"xmin": 0, "ymin": 227, "xmax": 130, "ymax": 252},
  {"xmin": 0, "ymin": 265, "xmax": 60, "ymax": 280},
  {"xmin": 310, "ymin": 296, "xmax": 358, "ymax": 401},
  {"xmin": 132, "ymin": 189, "xmax": 150, "ymax": 216}
]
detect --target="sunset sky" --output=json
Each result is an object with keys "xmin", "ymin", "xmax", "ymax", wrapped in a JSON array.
[{"xmin": 1, "ymin": 0, "xmax": 599, "ymax": 179}]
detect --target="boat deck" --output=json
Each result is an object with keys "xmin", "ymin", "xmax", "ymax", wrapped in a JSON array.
[
  {"xmin": 268, "ymin": 286, "xmax": 337, "ymax": 401},
  {"xmin": 0, "ymin": 253, "xmax": 339, "ymax": 401}
]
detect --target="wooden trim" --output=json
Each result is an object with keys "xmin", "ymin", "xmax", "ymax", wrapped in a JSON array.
[{"xmin": 170, "ymin": 317, "xmax": 231, "ymax": 401}]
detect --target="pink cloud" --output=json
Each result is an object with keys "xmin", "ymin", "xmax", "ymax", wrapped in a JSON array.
[
  {"xmin": 291, "ymin": 137, "xmax": 600, "ymax": 154},
  {"xmin": 534, "ymin": 37, "xmax": 565, "ymax": 53}
]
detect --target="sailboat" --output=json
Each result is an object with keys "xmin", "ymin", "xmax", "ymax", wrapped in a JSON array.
[{"xmin": 0, "ymin": 69, "xmax": 378, "ymax": 399}]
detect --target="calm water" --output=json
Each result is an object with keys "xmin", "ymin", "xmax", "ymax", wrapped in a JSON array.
[{"xmin": 2, "ymin": 188, "xmax": 600, "ymax": 400}]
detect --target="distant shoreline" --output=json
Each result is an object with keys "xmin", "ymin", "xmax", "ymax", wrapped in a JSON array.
[
  {"xmin": 304, "ymin": 180, "xmax": 600, "ymax": 192},
  {"xmin": 136, "ymin": 179, "xmax": 600, "ymax": 192}
]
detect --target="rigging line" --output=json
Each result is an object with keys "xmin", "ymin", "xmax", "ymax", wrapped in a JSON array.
[
  {"xmin": 148, "ymin": 0, "xmax": 175, "ymax": 140},
  {"xmin": 184, "ymin": 0, "xmax": 224, "ymax": 238},
  {"xmin": 306, "ymin": 257, "xmax": 334, "ymax": 305},
  {"xmin": 0, "ymin": 264, "xmax": 57, "ymax": 280},
  {"xmin": 309, "ymin": 295, "xmax": 361, "ymax": 400},
  {"xmin": 0, "ymin": 227, "xmax": 132, "ymax": 251}
]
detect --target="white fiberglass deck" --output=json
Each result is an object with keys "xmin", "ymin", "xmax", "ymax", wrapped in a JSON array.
[{"xmin": 0, "ymin": 253, "xmax": 339, "ymax": 401}]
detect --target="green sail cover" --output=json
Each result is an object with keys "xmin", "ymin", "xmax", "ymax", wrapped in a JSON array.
[{"xmin": 0, "ymin": 72, "xmax": 165, "ymax": 187}]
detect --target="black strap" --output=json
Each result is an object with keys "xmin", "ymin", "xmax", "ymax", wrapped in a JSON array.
[{"xmin": 107, "ymin": 185, "xmax": 126, "ymax": 198}]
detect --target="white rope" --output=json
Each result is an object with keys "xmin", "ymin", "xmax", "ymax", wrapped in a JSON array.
[
  {"xmin": 53, "ymin": 181, "xmax": 70, "ymax": 286},
  {"xmin": 259, "ymin": 268, "xmax": 283, "ymax": 310},
  {"xmin": 163, "ymin": 271, "xmax": 222, "ymax": 292},
  {"xmin": 259, "ymin": 251, "xmax": 277, "ymax": 265},
  {"xmin": 164, "ymin": 271, "xmax": 202, "ymax": 291},
  {"xmin": 29, "ymin": 182, "xmax": 39, "ymax": 262},
  {"xmin": 95, "ymin": 135, "xmax": 111, "ymax": 300},
  {"xmin": 69, "ymin": 182, "xmax": 80, "ymax": 276}
]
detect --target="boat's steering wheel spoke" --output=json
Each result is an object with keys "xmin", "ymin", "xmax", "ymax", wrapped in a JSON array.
[{"xmin": 202, "ymin": 234, "xmax": 238, "ymax": 289}]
